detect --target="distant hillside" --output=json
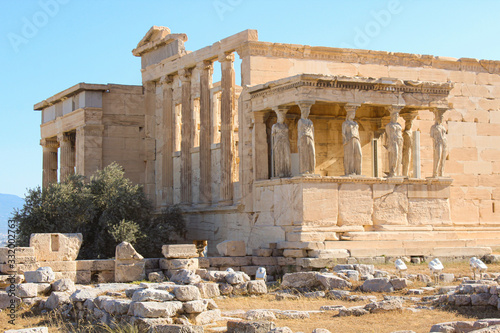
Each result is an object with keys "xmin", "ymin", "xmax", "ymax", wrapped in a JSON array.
[{"xmin": 0, "ymin": 193, "xmax": 24, "ymax": 234}]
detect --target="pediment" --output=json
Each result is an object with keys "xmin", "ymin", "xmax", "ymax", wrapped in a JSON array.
[{"xmin": 136, "ymin": 26, "xmax": 171, "ymax": 49}]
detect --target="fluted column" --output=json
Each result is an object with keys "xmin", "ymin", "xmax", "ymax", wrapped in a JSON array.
[
  {"xmin": 219, "ymin": 53, "xmax": 236, "ymax": 205},
  {"xmin": 180, "ymin": 68, "xmax": 193, "ymax": 205},
  {"xmin": 198, "ymin": 61, "xmax": 213, "ymax": 205},
  {"xmin": 58, "ymin": 132, "xmax": 75, "ymax": 181},
  {"xmin": 144, "ymin": 81, "xmax": 157, "ymax": 202},
  {"xmin": 161, "ymin": 76, "xmax": 174, "ymax": 205},
  {"xmin": 41, "ymin": 138, "xmax": 59, "ymax": 188}
]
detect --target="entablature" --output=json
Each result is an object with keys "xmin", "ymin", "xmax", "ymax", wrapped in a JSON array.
[{"xmin": 248, "ymin": 74, "xmax": 453, "ymax": 116}]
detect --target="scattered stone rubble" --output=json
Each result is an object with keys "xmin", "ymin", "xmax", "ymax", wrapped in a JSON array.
[
  {"xmin": 2, "ymin": 266, "xmax": 268, "ymax": 332},
  {"xmin": 4, "ymin": 235, "xmax": 500, "ymax": 332}
]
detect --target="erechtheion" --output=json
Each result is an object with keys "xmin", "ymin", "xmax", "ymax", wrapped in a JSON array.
[{"xmin": 35, "ymin": 26, "xmax": 500, "ymax": 259}]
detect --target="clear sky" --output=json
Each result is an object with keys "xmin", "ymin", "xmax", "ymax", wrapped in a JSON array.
[{"xmin": 0, "ymin": 0, "xmax": 499, "ymax": 198}]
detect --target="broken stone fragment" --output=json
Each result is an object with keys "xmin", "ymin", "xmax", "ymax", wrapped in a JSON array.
[
  {"xmin": 25, "ymin": 267, "xmax": 56, "ymax": 283},
  {"xmin": 216, "ymin": 240, "xmax": 246, "ymax": 257}
]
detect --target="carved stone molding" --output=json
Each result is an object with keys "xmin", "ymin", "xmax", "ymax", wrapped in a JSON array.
[
  {"xmin": 250, "ymin": 74, "xmax": 453, "ymax": 100},
  {"xmin": 40, "ymin": 138, "xmax": 59, "ymax": 148}
]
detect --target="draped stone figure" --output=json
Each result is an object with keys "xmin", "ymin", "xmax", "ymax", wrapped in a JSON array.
[
  {"xmin": 402, "ymin": 115, "xmax": 415, "ymax": 177},
  {"xmin": 298, "ymin": 104, "xmax": 315, "ymax": 174},
  {"xmin": 385, "ymin": 112, "xmax": 403, "ymax": 177},
  {"xmin": 402, "ymin": 127, "xmax": 412, "ymax": 177},
  {"xmin": 272, "ymin": 109, "xmax": 291, "ymax": 178},
  {"xmin": 342, "ymin": 109, "xmax": 362, "ymax": 175},
  {"xmin": 430, "ymin": 111, "xmax": 448, "ymax": 177}
]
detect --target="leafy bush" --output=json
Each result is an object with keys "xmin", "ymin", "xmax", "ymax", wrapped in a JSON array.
[
  {"xmin": 109, "ymin": 219, "xmax": 141, "ymax": 244},
  {"xmin": 12, "ymin": 162, "xmax": 185, "ymax": 259}
]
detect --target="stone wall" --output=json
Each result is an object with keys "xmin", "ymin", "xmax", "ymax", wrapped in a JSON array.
[
  {"xmin": 241, "ymin": 45, "xmax": 500, "ymax": 225},
  {"xmin": 101, "ymin": 84, "xmax": 145, "ymax": 185},
  {"xmin": 36, "ymin": 83, "xmax": 145, "ymax": 186}
]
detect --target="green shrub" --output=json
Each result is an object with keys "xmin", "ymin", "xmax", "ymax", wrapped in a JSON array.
[{"xmin": 12, "ymin": 162, "xmax": 185, "ymax": 259}]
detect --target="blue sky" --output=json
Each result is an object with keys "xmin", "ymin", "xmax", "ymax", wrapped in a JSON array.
[{"xmin": 0, "ymin": 0, "xmax": 499, "ymax": 197}]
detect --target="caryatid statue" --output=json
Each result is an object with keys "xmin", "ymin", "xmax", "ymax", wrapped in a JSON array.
[
  {"xmin": 271, "ymin": 106, "xmax": 291, "ymax": 178},
  {"xmin": 430, "ymin": 108, "xmax": 448, "ymax": 178},
  {"xmin": 385, "ymin": 107, "xmax": 404, "ymax": 177},
  {"xmin": 342, "ymin": 104, "xmax": 362, "ymax": 176},
  {"xmin": 402, "ymin": 113, "xmax": 417, "ymax": 177},
  {"xmin": 297, "ymin": 101, "xmax": 316, "ymax": 174}
]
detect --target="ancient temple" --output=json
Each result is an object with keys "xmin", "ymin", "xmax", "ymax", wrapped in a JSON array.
[{"xmin": 35, "ymin": 27, "xmax": 500, "ymax": 258}]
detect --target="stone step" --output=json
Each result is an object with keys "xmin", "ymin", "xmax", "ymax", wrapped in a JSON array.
[
  {"xmin": 343, "ymin": 230, "xmax": 500, "ymax": 242},
  {"xmin": 348, "ymin": 246, "xmax": 491, "ymax": 257},
  {"xmin": 325, "ymin": 239, "xmax": 478, "ymax": 250}
]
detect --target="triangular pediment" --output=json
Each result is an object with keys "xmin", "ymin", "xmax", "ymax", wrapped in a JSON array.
[{"xmin": 136, "ymin": 26, "xmax": 171, "ymax": 49}]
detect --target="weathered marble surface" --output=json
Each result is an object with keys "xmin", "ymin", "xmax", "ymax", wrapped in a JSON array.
[{"xmin": 342, "ymin": 107, "xmax": 362, "ymax": 176}]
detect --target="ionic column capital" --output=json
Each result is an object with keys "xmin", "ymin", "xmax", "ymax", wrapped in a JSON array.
[
  {"xmin": 160, "ymin": 75, "xmax": 174, "ymax": 86},
  {"xmin": 179, "ymin": 68, "xmax": 193, "ymax": 82},
  {"xmin": 40, "ymin": 137, "xmax": 59, "ymax": 148},
  {"xmin": 57, "ymin": 132, "xmax": 74, "ymax": 143},
  {"xmin": 196, "ymin": 60, "xmax": 214, "ymax": 71},
  {"xmin": 218, "ymin": 52, "xmax": 235, "ymax": 63}
]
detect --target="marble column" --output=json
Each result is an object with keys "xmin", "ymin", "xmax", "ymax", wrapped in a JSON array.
[
  {"xmin": 219, "ymin": 53, "xmax": 236, "ymax": 205},
  {"xmin": 144, "ymin": 81, "xmax": 157, "ymax": 202},
  {"xmin": 180, "ymin": 68, "xmax": 193, "ymax": 205},
  {"xmin": 161, "ymin": 76, "xmax": 174, "ymax": 205},
  {"xmin": 413, "ymin": 130, "xmax": 421, "ymax": 178},
  {"xmin": 58, "ymin": 132, "xmax": 75, "ymax": 181},
  {"xmin": 199, "ymin": 61, "xmax": 213, "ymax": 205},
  {"xmin": 253, "ymin": 112, "xmax": 269, "ymax": 181},
  {"xmin": 41, "ymin": 138, "xmax": 59, "ymax": 188},
  {"xmin": 371, "ymin": 118, "xmax": 385, "ymax": 178}
]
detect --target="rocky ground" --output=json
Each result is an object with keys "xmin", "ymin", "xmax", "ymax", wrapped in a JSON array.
[{"xmin": 1, "ymin": 260, "xmax": 500, "ymax": 333}]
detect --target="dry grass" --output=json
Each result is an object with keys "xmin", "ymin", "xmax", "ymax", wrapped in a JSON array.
[
  {"xmin": 0, "ymin": 304, "xmax": 57, "ymax": 332},
  {"xmin": 0, "ymin": 304, "xmax": 137, "ymax": 332},
  {"xmin": 214, "ymin": 294, "xmax": 476, "ymax": 333}
]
